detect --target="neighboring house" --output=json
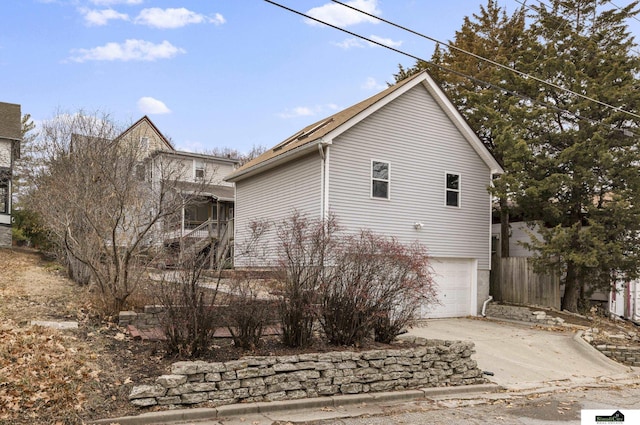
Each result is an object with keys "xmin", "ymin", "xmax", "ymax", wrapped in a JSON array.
[
  {"xmin": 226, "ymin": 71, "xmax": 503, "ymax": 318},
  {"xmin": 0, "ymin": 102, "xmax": 21, "ymax": 248},
  {"xmin": 117, "ymin": 116, "xmax": 238, "ymax": 261}
]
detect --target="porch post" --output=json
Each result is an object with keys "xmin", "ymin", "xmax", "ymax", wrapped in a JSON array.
[{"xmin": 216, "ymin": 200, "xmax": 221, "ymax": 239}]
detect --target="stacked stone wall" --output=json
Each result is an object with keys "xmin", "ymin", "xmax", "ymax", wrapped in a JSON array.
[
  {"xmin": 129, "ymin": 337, "xmax": 486, "ymax": 408},
  {"xmin": 485, "ymin": 304, "xmax": 566, "ymax": 326},
  {"xmin": 593, "ymin": 345, "xmax": 640, "ymax": 367},
  {"xmin": 0, "ymin": 226, "xmax": 11, "ymax": 248}
]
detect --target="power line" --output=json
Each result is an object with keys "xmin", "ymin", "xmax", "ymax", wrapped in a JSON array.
[
  {"xmin": 263, "ymin": 0, "xmax": 638, "ymax": 138},
  {"xmin": 330, "ymin": 0, "xmax": 640, "ymax": 121}
]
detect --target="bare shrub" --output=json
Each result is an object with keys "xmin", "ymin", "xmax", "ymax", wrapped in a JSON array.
[
  {"xmin": 320, "ymin": 231, "xmax": 437, "ymax": 345},
  {"xmin": 156, "ymin": 249, "xmax": 220, "ymax": 357},
  {"xmin": 275, "ymin": 212, "xmax": 339, "ymax": 348},
  {"xmin": 222, "ymin": 275, "xmax": 275, "ymax": 350}
]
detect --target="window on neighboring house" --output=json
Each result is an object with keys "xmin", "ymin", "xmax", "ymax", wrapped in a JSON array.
[
  {"xmin": 0, "ymin": 183, "xmax": 8, "ymax": 214},
  {"xmin": 140, "ymin": 137, "xmax": 149, "ymax": 151},
  {"xmin": 195, "ymin": 161, "xmax": 205, "ymax": 180},
  {"xmin": 135, "ymin": 163, "xmax": 146, "ymax": 181},
  {"xmin": 372, "ymin": 160, "xmax": 390, "ymax": 199},
  {"xmin": 446, "ymin": 173, "xmax": 460, "ymax": 207}
]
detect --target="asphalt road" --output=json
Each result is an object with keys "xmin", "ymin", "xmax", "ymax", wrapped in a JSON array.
[{"xmin": 281, "ymin": 385, "xmax": 640, "ymax": 425}]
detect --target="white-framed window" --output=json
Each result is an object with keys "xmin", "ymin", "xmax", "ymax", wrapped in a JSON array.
[
  {"xmin": 446, "ymin": 172, "xmax": 460, "ymax": 207},
  {"xmin": 0, "ymin": 183, "xmax": 7, "ymax": 214},
  {"xmin": 371, "ymin": 160, "xmax": 390, "ymax": 199},
  {"xmin": 195, "ymin": 161, "xmax": 205, "ymax": 180}
]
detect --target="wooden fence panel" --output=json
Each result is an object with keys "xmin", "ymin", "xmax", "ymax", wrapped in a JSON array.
[{"xmin": 491, "ymin": 257, "xmax": 560, "ymax": 309}]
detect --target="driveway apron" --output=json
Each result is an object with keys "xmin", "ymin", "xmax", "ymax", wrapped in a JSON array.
[{"xmin": 408, "ymin": 318, "xmax": 633, "ymax": 390}]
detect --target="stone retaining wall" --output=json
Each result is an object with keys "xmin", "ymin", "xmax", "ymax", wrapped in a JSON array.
[
  {"xmin": 118, "ymin": 308, "xmax": 161, "ymax": 329},
  {"xmin": 594, "ymin": 345, "xmax": 640, "ymax": 367},
  {"xmin": 485, "ymin": 304, "xmax": 566, "ymax": 326},
  {"xmin": 129, "ymin": 337, "xmax": 486, "ymax": 408}
]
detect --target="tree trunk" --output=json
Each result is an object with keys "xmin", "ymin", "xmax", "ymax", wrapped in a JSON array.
[
  {"xmin": 500, "ymin": 198, "xmax": 510, "ymax": 258},
  {"xmin": 562, "ymin": 261, "xmax": 579, "ymax": 312}
]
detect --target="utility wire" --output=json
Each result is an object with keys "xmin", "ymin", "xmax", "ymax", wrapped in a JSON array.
[
  {"xmin": 264, "ymin": 0, "xmax": 636, "ymax": 137},
  {"xmin": 330, "ymin": 0, "xmax": 640, "ymax": 121}
]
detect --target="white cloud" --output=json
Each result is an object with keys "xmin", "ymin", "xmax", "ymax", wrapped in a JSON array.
[
  {"xmin": 368, "ymin": 35, "xmax": 403, "ymax": 48},
  {"xmin": 81, "ymin": 8, "xmax": 129, "ymax": 26},
  {"xmin": 90, "ymin": 0, "xmax": 143, "ymax": 5},
  {"xmin": 137, "ymin": 97, "xmax": 171, "ymax": 114},
  {"xmin": 277, "ymin": 104, "xmax": 340, "ymax": 119},
  {"xmin": 333, "ymin": 38, "xmax": 365, "ymax": 49},
  {"xmin": 362, "ymin": 77, "xmax": 385, "ymax": 91},
  {"xmin": 69, "ymin": 39, "xmax": 185, "ymax": 62},
  {"xmin": 305, "ymin": 0, "xmax": 380, "ymax": 28},
  {"xmin": 134, "ymin": 8, "xmax": 225, "ymax": 29},
  {"xmin": 278, "ymin": 106, "xmax": 314, "ymax": 119}
]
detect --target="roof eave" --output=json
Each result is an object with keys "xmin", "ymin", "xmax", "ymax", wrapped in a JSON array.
[{"xmin": 225, "ymin": 138, "xmax": 331, "ymax": 182}]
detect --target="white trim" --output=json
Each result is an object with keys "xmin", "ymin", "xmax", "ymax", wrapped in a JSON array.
[
  {"xmin": 371, "ymin": 159, "xmax": 391, "ymax": 200},
  {"xmin": 324, "ymin": 145, "xmax": 331, "ymax": 218},
  {"xmin": 226, "ymin": 139, "xmax": 331, "ymax": 182},
  {"xmin": 445, "ymin": 172, "xmax": 461, "ymax": 208}
]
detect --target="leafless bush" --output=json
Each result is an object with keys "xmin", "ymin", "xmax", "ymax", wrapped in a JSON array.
[
  {"xmin": 266, "ymin": 212, "xmax": 437, "ymax": 347},
  {"xmin": 222, "ymin": 276, "xmax": 275, "ymax": 350},
  {"xmin": 275, "ymin": 212, "xmax": 339, "ymax": 348},
  {"xmin": 320, "ymin": 231, "xmax": 437, "ymax": 345},
  {"xmin": 156, "ymin": 249, "xmax": 220, "ymax": 357}
]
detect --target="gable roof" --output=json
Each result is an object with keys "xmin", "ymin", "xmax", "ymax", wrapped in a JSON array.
[
  {"xmin": 0, "ymin": 102, "xmax": 21, "ymax": 142},
  {"xmin": 116, "ymin": 116, "xmax": 175, "ymax": 151},
  {"xmin": 226, "ymin": 71, "xmax": 503, "ymax": 183}
]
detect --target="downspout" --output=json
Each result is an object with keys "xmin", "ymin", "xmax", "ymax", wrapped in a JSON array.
[
  {"xmin": 318, "ymin": 144, "xmax": 325, "ymax": 218},
  {"xmin": 318, "ymin": 141, "xmax": 331, "ymax": 219},
  {"xmin": 482, "ymin": 295, "xmax": 493, "ymax": 317}
]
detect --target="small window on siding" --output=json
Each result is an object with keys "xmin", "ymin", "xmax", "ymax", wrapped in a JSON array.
[
  {"xmin": 372, "ymin": 161, "xmax": 390, "ymax": 199},
  {"xmin": 446, "ymin": 173, "xmax": 460, "ymax": 207}
]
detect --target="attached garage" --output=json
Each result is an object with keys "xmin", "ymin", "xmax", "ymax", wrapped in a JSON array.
[{"xmin": 421, "ymin": 258, "xmax": 478, "ymax": 319}]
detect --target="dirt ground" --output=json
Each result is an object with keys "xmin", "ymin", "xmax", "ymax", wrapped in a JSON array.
[
  {"xmin": 1, "ymin": 248, "xmax": 638, "ymax": 424},
  {"xmin": 0, "ymin": 248, "xmax": 174, "ymax": 424}
]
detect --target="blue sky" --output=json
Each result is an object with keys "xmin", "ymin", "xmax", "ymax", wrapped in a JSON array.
[{"xmin": 2, "ymin": 0, "xmax": 637, "ymax": 153}]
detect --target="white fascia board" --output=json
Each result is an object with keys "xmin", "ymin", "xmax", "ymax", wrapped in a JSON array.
[{"xmin": 225, "ymin": 138, "xmax": 332, "ymax": 182}]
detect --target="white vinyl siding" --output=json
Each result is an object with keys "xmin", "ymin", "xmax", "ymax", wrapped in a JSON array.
[
  {"xmin": 327, "ymin": 83, "xmax": 493, "ymax": 270},
  {"xmin": 234, "ymin": 153, "xmax": 322, "ymax": 267}
]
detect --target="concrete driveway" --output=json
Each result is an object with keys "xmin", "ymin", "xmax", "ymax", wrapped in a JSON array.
[{"xmin": 408, "ymin": 318, "xmax": 636, "ymax": 390}]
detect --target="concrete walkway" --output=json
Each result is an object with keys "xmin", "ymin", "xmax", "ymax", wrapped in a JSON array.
[{"xmin": 408, "ymin": 318, "xmax": 635, "ymax": 390}]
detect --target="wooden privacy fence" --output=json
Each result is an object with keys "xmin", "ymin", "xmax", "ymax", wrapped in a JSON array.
[{"xmin": 490, "ymin": 256, "xmax": 560, "ymax": 309}]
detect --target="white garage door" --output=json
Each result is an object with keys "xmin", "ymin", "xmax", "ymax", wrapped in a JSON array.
[{"xmin": 421, "ymin": 258, "xmax": 476, "ymax": 318}]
